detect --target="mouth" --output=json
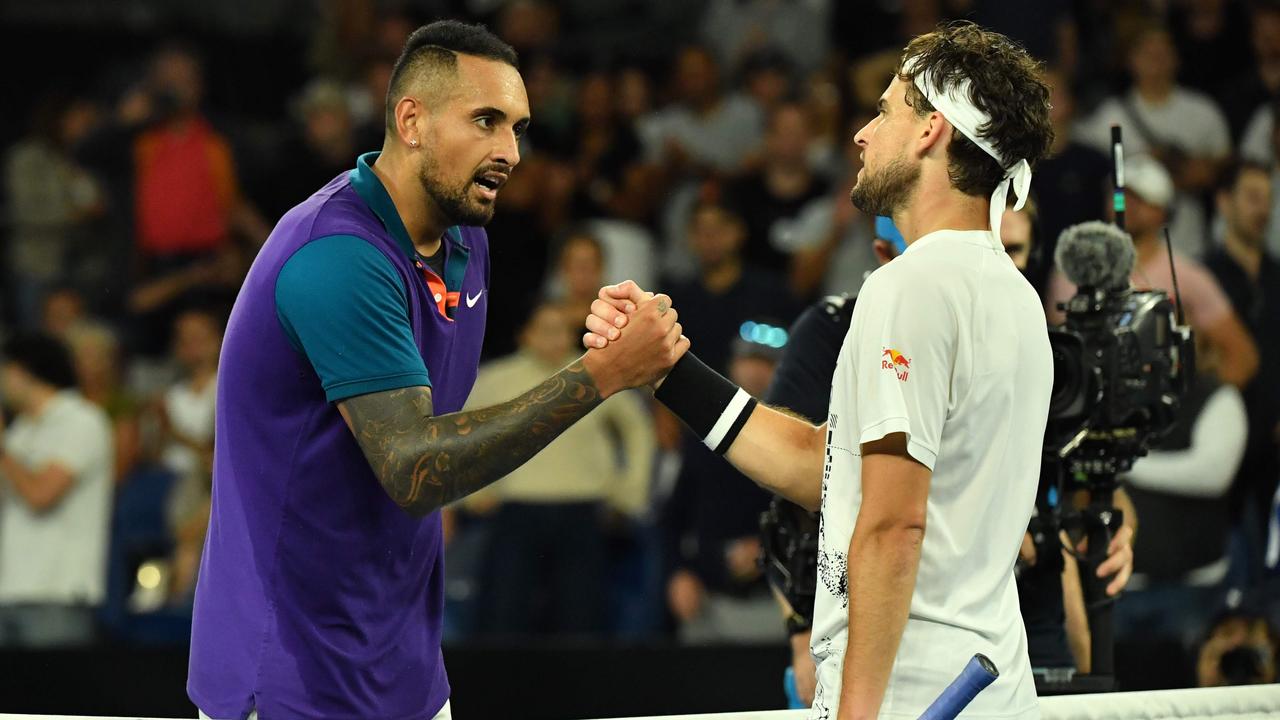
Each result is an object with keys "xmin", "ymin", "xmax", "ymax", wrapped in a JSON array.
[{"xmin": 472, "ymin": 170, "xmax": 509, "ymax": 202}]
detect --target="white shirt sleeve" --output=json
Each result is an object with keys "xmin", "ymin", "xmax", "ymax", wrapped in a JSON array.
[
  {"xmin": 1241, "ymin": 105, "xmax": 1275, "ymax": 164},
  {"xmin": 847, "ymin": 267, "xmax": 955, "ymax": 470},
  {"xmin": 1123, "ymin": 384, "xmax": 1247, "ymax": 498}
]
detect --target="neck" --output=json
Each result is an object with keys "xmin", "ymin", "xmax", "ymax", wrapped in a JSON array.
[
  {"xmin": 1136, "ymin": 82, "xmax": 1173, "ymax": 104},
  {"xmin": 1051, "ymin": 124, "xmax": 1072, "ymax": 154},
  {"xmin": 190, "ymin": 362, "xmax": 217, "ymax": 388},
  {"xmin": 702, "ymin": 258, "xmax": 743, "ymax": 293},
  {"xmin": 895, "ymin": 176, "xmax": 990, "ymax": 244},
  {"xmin": 1134, "ymin": 234, "xmax": 1162, "ymax": 267},
  {"xmin": 1223, "ymin": 230, "xmax": 1263, "ymax": 279},
  {"xmin": 22, "ymin": 385, "xmax": 59, "ymax": 417},
  {"xmin": 765, "ymin": 163, "xmax": 810, "ymax": 196},
  {"xmin": 372, "ymin": 146, "xmax": 447, "ymax": 256}
]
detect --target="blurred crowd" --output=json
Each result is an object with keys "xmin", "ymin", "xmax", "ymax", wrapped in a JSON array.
[{"xmin": 2, "ymin": 0, "xmax": 1280, "ymax": 690}]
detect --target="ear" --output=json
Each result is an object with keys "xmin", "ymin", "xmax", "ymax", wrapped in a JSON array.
[
  {"xmin": 394, "ymin": 96, "xmax": 425, "ymax": 147},
  {"xmin": 915, "ymin": 112, "xmax": 951, "ymax": 160}
]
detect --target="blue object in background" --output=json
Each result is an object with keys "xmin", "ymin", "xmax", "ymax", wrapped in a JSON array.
[
  {"xmin": 875, "ymin": 215, "xmax": 907, "ymax": 255},
  {"xmin": 783, "ymin": 666, "xmax": 804, "ymax": 709}
]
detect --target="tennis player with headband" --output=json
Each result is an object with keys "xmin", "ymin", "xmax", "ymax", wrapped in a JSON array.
[{"xmin": 586, "ymin": 22, "xmax": 1055, "ymax": 719}]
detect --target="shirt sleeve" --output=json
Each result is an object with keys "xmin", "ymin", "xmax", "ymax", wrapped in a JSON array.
[
  {"xmin": 846, "ymin": 268, "xmax": 955, "ymax": 470},
  {"xmin": 276, "ymin": 234, "xmax": 430, "ymax": 403}
]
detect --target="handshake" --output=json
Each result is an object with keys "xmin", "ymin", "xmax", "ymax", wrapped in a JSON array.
[{"xmin": 578, "ymin": 281, "xmax": 690, "ymax": 398}]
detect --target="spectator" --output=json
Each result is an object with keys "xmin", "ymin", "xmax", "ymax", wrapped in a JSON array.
[
  {"xmin": 466, "ymin": 302, "xmax": 655, "ymax": 637},
  {"xmin": 637, "ymin": 45, "xmax": 764, "ymax": 178},
  {"xmin": 1045, "ymin": 156, "xmax": 1259, "ymax": 390},
  {"xmin": 1226, "ymin": 2, "xmax": 1280, "ymax": 149},
  {"xmin": 1204, "ymin": 160, "xmax": 1280, "ymax": 584},
  {"xmin": 1168, "ymin": 0, "xmax": 1253, "ymax": 110},
  {"xmin": 155, "ymin": 307, "xmax": 221, "ymax": 549},
  {"xmin": 1197, "ymin": 609, "xmax": 1279, "ymax": 686},
  {"xmin": 123, "ymin": 43, "xmax": 267, "ymax": 354},
  {"xmin": 64, "ymin": 321, "xmax": 141, "ymax": 484},
  {"xmin": 724, "ymin": 102, "xmax": 831, "ymax": 278},
  {"xmin": 3, "ymin": 93, "xmax": 103, "ymax": 326},
  {"xmin": 1032, "ymin": 68, "xmax": 1112, "ymax": 293},
  {"xmin": 775, "ymin": 115, "xmax": 878, "ymax": 300},
  {"xmin": 700, "ymin": 0, "xmax": 829, "ymax": 77},
  {"xmin": 1116, "ymin": 334, "xmax": 1248, "ymax": 651},
  {"xmin": 0, "ymin": 332, "xmax": 113, "ymax": 648},
  {"xmin": 663, "ymin": 330, "xmax": 785, "ymax": 644},
  {"xmin": 664, "ymin": 197, "xmax": 799, "ymax": 375},
  {"xmin": 1075, "ymin": 25, "xmax": 1232, "ymax": 256},
  {"xmin": 262, "ymin": 79, "xmax": 356, "ymax": 220},
  {"xmin": 568, "ymin": 70, "xmax": 646, "ymax": 219}
]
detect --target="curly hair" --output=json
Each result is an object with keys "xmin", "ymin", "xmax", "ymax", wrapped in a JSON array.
[{"xmin": 896, "ymin": 22, "xmax": 1054, "ymax": 199}]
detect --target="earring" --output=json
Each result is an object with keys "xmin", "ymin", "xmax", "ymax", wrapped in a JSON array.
[{"xmin": 410, "ymin": 139, "xmax": 419, "ymax": 147}]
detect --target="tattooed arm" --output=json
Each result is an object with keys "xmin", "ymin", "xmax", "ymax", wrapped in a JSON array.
[{"xmin": 337, "ymin": 294, "xmax": 688, "ymax": 516}]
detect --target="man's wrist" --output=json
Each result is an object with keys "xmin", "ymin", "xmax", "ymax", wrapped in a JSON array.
[{"xmin": 580, "ymin": 351, "xmax": 619, "ymax": 400}]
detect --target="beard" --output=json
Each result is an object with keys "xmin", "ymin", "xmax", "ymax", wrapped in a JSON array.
[
  {"xmin": 849, "ymin": 155, "xmax": 920, "ymax": 217},
  {"xmin": 418, "ymin": 155, "xmax": 497, "ymax": 227}
]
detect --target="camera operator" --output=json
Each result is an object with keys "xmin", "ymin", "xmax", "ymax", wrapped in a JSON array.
[
  {"xmin": 1044, "ymin": 156, "xmax": 1258, "ymax": 389},
  {"xmin": 1115, "ymin": 334, "xmax": 1247, "ymax": 650},
  {"xmin": 760, "ymin": 203, "xmax": 1136, "ymax": 706}
]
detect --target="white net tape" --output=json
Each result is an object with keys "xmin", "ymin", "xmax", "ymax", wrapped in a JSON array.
[{"xmin": 2, "ymin": 685, "xmax": 1278, "ymax": 720}]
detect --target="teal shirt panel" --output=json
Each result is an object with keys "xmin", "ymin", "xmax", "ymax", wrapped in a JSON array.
[{"xmin": 275, "ymin": 234, "xmax": 431, "ymax": 402}]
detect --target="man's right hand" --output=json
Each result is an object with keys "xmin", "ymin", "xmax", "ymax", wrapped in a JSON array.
[
  {"xmin": 583, "ymin": 280, "xmax": 653, "ymax": 349},
  {"xmin": 582, "ymin": 293, "xmax": 688, "ymax": 398}
]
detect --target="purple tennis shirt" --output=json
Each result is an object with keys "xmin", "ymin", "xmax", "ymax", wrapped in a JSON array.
[{"xmin": 188, "ymin": 153, "xmax": 488, "ymax": 720}]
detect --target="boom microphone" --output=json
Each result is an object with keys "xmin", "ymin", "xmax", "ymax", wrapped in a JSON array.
[{"xmin": 1054, "ymin": 220, "xmax": 1135, "ymax": 291}]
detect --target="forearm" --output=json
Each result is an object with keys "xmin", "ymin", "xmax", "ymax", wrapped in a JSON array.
[
  {"xmin": 1061, "ymin": 549, "xmax": 1091, "ymax": 673},
  {"xmin": 341, "ymin": 357, "xmax": 604, "ymax": 516},
  {"xmin": 0, "ymin": 454, "xmax": 69, "ymax": 511},
  {"xmin": 838, "ymin": 525, "xmax": 923, "ymax": 720},
  {"xmin": 724, "ymin": 405, "xmax": 825, "ymax": 510}
]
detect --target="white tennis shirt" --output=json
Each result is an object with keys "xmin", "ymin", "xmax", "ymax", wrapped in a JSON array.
[{"xmin": 810, "ymin": 229, "xmax": 1052, "ymax": 719}]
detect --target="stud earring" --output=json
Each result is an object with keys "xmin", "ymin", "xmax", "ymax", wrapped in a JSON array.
[{"xmin": 409, "ymin": 139, "xmax": 419, "ymax": 147}]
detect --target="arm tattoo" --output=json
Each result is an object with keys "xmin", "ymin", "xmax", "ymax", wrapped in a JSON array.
[{"xmin": 339, "ymin": 360, "xmax": 604, "ymax": 516}]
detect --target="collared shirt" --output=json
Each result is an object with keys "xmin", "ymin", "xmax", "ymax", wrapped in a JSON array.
[
  {"xmin": 189, "ymin": 152, "xmax": 489, "ymax": 720},
  {"xmin": 810, "ymin": 230, "xmax": 1051, "ymax": 720}
]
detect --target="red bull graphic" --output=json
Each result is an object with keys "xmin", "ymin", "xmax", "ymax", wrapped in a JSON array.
[{"xmin": 881, "ymin": 347, "xmax": 911, "ymax": 381}]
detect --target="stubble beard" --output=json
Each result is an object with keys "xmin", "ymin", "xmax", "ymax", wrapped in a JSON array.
[{"xmin": 849, "ymin": 155, "xmax": 920, "ymax": 218}]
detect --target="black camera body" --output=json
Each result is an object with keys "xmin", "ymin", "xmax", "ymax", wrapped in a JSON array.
[{"xmin": 1046, "ymin": 285, "xmax": 1194, "ymax": 475}]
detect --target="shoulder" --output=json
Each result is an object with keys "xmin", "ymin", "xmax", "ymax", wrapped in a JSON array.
[
  {"xmin": 54, "ymin": 393, "xmax": 111, "ymax": 437},
  {"xmin": 1174, "ymin": 88, "xmax": 1226, "ymax": 116}
]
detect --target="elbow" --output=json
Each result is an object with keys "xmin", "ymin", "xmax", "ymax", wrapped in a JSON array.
[{"xmin": 861, "ymin": 517, "xmax": 926, "ymax": 546}]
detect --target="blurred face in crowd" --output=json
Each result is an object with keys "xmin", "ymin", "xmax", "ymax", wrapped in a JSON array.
[
  {"xmin": 0, "ymin": 363, "xmax": 38, "ymax": 411},
  {"xmin": 151, "ymin": 49, "xmax": 204, "ymax": 113},
  {"xmin": 850, "ymin": 78, "xmax": 922, "ymax": 217},
  {"xmin": 1220, "ymin": 168, "xmax": 1273, "ymax": 248},
  {"xmin": 1253, "ymin": 9, "xmax": 1280, "ymax": 63},
  {"xmin": 1120, "ymin": 189, "xmax": 1168, "ymax": 240},
  {"xmin": 1043, "ymin": 68, "xmax": 1074, "ymax": 130},
  {"xmin": 747, "ymin": 66, "xmax": 790, "ymax": 112},
  {"xmin": 559, "ymin": 235, "xmax": 604, "ymax": 300},
  {"xmin": 41, "ymin": 289, "xmax": 84, "ymax": 338},
  {"xmin": 66, "ymin": 325, "xmax": 120, "ymax": 393},
  {"xmin": 1129, "ymin": 29, "xmax": 1178, "ymax": 91},
  {"xmin": 729, "ymin": 355, "xmax": 777, "ymax": 397},
  {"xmin": 674, "ymin": 47, "xmax": 720, "ymax": 108},
  {"xmin": 174, "ymin": 312, "xmax": 223, "ymax": 372},
  {"xmin": 577, "ymin": 72, "xmax": 614, "ymax": 125},
  {"xmin": 616, "ymin": 67, "xmax": 652, "ymax": 120},
  {"xmin": 411, "ymin": 54, "xmax": 530, "ymax": 227},
  {"xmin": 305, "ymin": 102, "xmax": 353, "ymax": 159},
  {"xmin": 520, "ymin": 304, "xmax": 574, "ymax": 365},
  {"xmin": 765, "ymin": 104, "xmax": 812, "ymax": 169},
  {"xmin": 689, "ymin": 204, "xmax": 745, "ymax": 270},
  {"xmin": 1000, "ymin": 208, "xmax": 1033, "ymax": 271}
]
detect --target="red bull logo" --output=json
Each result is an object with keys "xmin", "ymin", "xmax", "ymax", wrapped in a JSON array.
[{"xmin": 881, "ymin": 347, "xmax": 911, "ymax": 381}]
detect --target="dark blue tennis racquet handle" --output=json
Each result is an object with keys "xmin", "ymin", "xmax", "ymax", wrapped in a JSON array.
[{"xmin": 917, "ymin": 654, "xmax": 999, "ymax": 720}]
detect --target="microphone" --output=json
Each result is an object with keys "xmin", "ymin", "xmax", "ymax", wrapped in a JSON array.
[
  {"xmin": 1054, "ymin": 220, "xmax": 1135, "ymax": 291},
  {"xmin": 917, "ymin": 654, "xmax": 1000, "ymax": 720}
]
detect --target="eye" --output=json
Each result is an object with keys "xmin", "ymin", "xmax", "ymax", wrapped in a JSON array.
[{"xmin": 475, "ymin": 116, "xmax": 494, "ymax": 130}]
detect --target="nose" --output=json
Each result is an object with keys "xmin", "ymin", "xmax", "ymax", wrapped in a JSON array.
[
  {"xmin": 853, "ymin": 120, "xmax": 873, "ymax": 148},
  {"xmin": 494, "ymin": 129, "xmax": 521, "ymax": 168}
]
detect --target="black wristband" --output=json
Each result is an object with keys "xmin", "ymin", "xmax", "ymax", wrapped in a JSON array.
[{"xmin": 654, "ymin": 351, "xmax": 757, "ymax": 454}]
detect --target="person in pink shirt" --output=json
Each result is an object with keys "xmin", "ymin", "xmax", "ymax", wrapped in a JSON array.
[{"xmin": 1045, "ymin": 155, "xmax": 1258, "ymax": 388}]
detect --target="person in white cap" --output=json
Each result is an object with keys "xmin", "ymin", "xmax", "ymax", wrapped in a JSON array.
[
  {"xmin": 583, "ymin": 21, "xmax": 1057, "ymax": 719},
  {"xmin": 1045, "ymin": 154, "xmax": 1258, "ymax": 390}
]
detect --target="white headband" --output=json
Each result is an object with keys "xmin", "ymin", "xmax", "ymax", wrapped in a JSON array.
[{"xmin": 907, "ymin": 59, "xmax": 1032, "ymax": 248}]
